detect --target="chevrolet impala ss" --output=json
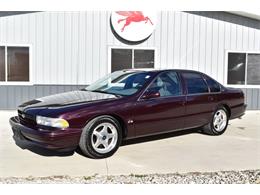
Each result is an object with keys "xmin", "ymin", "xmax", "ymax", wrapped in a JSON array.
[{"xmin": 10, "ymin": 69, "xmax": 246, "ymax": 158}]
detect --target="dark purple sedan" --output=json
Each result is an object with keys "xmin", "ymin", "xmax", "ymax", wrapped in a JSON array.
[{"xmin": 10, "ymin": 69, "xmax": 246, "ymax": 158}]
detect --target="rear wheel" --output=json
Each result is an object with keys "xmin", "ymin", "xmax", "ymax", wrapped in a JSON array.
[
  {"xmin": 79, "ymin": 115, "xmax": 122, "ymax": 159},
  {"xmin": 202, "ymin": 107, "xmax": 229, "ymax": 135}
]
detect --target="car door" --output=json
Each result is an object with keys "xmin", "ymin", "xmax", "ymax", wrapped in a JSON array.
[
  {"xmin": 181, "ymin": 72, "xmax": 216, "ymax": 129},
  {"xmin": 133, "ymin": 71, "xmax": 186, "ymax": 137}
]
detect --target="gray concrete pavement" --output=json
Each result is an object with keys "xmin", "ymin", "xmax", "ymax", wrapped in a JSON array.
[{"xmin": 0, "ymin": 110, "xmax": 259, "ymax": 177}]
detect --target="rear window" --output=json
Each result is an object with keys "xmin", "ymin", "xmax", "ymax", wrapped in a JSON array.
[
  {"xmin": 204, "ymin": 75, "xmax": 221, "ymax": 93},
  {"xmin": 182, "ymin": 72, "xmax": 209, "ymax": 94}
]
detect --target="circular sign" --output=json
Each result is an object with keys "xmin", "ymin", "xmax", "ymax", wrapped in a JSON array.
[{"xmin": 111, "ymin": 11, "xmax": 157, "ymax": 42}]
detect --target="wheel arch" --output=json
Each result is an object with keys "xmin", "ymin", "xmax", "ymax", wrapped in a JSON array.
[
  {"xmin": 83, "ymin": 114, "xmax": 128, "ymax": 139},
  {"xmin": 217, "ymin": 103, "xmax": 231, "ymax": 118},
  {"xmin": 109, "ymin": 114, "xmax": 128, "ymax": 139}
]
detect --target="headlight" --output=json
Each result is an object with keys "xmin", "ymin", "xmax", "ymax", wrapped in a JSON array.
[{"xmin": 36, "ymin": 116, "xmax": 69, "ymax": 129}]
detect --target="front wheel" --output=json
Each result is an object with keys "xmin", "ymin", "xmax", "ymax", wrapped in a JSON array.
[
  {"xmin": 79, "ymin": 116, "xmax": 122, "ymax": 159},
  {"xmin": 202, "ymin": 107, "xmax": 229, "ymax": 135}
]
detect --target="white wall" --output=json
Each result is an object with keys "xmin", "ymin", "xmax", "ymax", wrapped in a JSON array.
[{"xmin": 0, "ymin": 11, "xmax": 260, "ymax": 86}]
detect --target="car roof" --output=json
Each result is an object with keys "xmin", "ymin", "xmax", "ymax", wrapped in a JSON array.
[{"xmin": 121, "ymin": 68, "xmax": 204, "ymax": 74}]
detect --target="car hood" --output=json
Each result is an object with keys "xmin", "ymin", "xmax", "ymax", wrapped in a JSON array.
[{"xmin": 18, "ymin": 90, "xmax": 118, "ymax": 114}]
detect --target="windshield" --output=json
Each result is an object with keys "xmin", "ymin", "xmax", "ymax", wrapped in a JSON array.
[{"xmin": 85, "ymin": 70, "xmax": 154, "ymax": 96}]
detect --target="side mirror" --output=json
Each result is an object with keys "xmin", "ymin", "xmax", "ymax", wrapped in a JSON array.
[{"xmin": 141, "ymin": 90, "xmax": 160, "ymax": 100}]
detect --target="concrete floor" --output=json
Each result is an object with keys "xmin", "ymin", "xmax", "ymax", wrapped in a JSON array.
[{"xmin": 0, "ymin": 110, "xmax": 259, "ymax": 177}]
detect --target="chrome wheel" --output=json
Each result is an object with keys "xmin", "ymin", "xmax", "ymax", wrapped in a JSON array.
[
  {"xmin": 213, "ymin": 109, "xmax": 227, "ymax": 132},
  {"xmin": 91, "ymin": 122, "xmax": 118, "ymax": 154}
]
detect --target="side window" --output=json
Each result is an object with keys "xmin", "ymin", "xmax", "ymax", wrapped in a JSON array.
[
  {"xmin": 182, "ymin": 72, "xmax": 209, "ymax": 94},
  {"xmin": 146, "ymin": 72, "xmax": 181, "ymax": 97},
  {"xmin": 204, "ymin": 75, "xmax": 221, "ymax": 93}
]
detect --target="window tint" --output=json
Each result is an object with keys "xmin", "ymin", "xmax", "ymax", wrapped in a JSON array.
[
  {"xmin": 247, "ymin": 54, "xmax": 260, "ymax": 85},
  {"xmin": 227, "ymin": 53, "xmax": 246, "ymax": 84},
  {"xmin": 182, "ymin": 72, "xmax": 209, "ymax": 94},
  {"xmin": 146, "ymin": 71, "xmax": 181, "ymax": 97},
  {"xmin": 204, "ymin": 76, "xmax": 220, "ymax": 92}
]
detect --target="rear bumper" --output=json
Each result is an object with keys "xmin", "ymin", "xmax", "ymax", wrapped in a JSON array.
[
  {"xmin": 230, "ymin": 103, "xmax": 247, "ymax": 120},
  {"xmin": 9, "ymin": 116, "xmax": 82, "ymax": 150}
]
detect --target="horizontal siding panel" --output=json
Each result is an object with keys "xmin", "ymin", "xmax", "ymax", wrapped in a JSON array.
[{"xmin": 0, "ymin": 85, "xmax": 86, "ymax": 109}]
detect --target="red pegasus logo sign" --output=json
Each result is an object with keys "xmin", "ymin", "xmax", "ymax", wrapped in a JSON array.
[
  {"xmin": 111, "ymin": 11, "xmax": 156, "ymax": 42},
  {"xmin": 116, "ymin": 11, "xmax": 154, "ymax": 32}
]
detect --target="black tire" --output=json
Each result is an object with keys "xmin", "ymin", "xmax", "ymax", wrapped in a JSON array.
[
  {"xmin": 202, "ymin": 107, "xmax": 229, "ymax": 135},
  {"xmin": 79, "ymin": 115, "xmax": 122, "ymax": 159}
]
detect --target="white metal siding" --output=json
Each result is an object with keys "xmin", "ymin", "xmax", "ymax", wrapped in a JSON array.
[
  {"xmin": 0, "ymin": 11, "xmax": 260, "ymax": 109},
  {"xmin": 0, "ymin": 11, "xmax": 260, "ymax": 85}
]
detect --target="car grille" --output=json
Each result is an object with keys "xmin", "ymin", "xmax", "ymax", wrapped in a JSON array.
[{"xmin": 18, "ymin": 110, "xmax": 36, "ymax": 127}]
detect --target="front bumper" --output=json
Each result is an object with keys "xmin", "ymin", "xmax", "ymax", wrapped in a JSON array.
[{"xmin": 9, "ymin": 116, "xmax": 82, "ymax": 151}]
